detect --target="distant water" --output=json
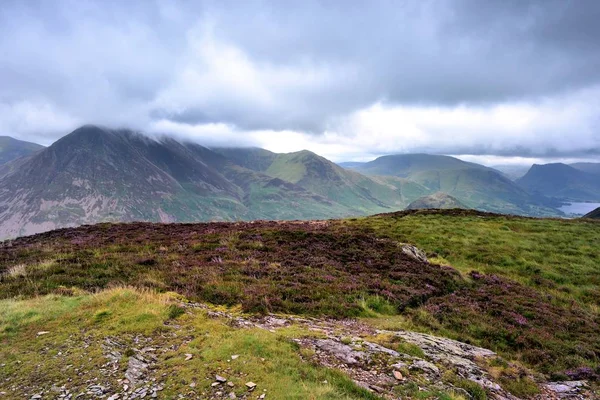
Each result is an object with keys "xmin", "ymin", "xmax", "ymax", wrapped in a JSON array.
[{"xmin": 558, "ymin": 202, "xmax": 600, "ymax": 215}]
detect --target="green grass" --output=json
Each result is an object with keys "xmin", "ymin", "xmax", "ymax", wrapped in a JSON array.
[
  {"xmin": 347, "ymin": 210, "xmax": 600, "ymax": 307},
  {"xmin": 1, "ymin": 211, "xmax": 598, "ymax": 379},
  {"xmin": 0, "ymin": 287, "xmax": 381, "ymax": 399}
]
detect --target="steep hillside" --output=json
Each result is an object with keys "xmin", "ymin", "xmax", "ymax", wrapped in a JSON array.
[
  {"xmin": 264, "ymin": 150, "xmax": 409, "ymax": 212},
  {"xmin": 217, "ymin": 148, "xmax": 420, "ymax": 213},
  {"xmin": 583, "ymin": 207, "xmax": 600, "ymax": 218},
  {"xmin": 0, "ymin": 126, "xmax": 358, "ymax": 238},
  {"xmin": 406, "ymin": 192, "xmax": 467, "ymax": 210},
  {"xmin": 0, "ymin": 136, "xmax": 44, "ymax": 164},
  {"xmin": 517, "ymin": 163, "xmax": 600, "ymax": 201},
  {"xmin": 351, "ymin": 154, "xmax": 559, "ymax": 216},
  {"xmin": 213, "ymin": 147, "xmax": 277, "ymax": 172}
]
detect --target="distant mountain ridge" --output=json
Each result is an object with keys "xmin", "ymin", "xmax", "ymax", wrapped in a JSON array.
[
  {"xmin": 0, "ymin": 136, "xmax": 44, "ymax": 165},
  {"xmin": 517, "ymin": 163, "xmax": 600, "ymax": 202},
  {"xmin": 0, "ymin": 125, "xmax": 569, "ymax": 238},
  {"xmin": 0, "ymin": 126, "xmax": 412, "ymax": 238},
  {"xmin": 346, "ymin": 153, "xmax": 559, "ymax": 216}
]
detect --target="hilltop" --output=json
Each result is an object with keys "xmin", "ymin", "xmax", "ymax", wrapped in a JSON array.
[
  {"xmin": 1, "ymin": 210, "xmax": 598, "ymax": 399},
  {"xmin": 405, "ymin": 192, "xmax": 467, "ymax": 210}
]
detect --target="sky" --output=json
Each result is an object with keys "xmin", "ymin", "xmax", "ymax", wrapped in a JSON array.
[{"xmin": 1, "ymin": 0, "xmax": 600, "ymax": 165}]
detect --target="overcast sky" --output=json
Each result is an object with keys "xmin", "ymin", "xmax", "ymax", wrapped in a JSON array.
[{"xmin": 1, "ymin": 0, "xmax": 600, "ymax": 164}]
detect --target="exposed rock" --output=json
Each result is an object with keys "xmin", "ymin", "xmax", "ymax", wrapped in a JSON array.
[
  {"xmin": 314, "ymin": 339, "xmax": 366, "ymax": 365},
  {"xmin": 543, "ymin": 381, "xmax": 590, "ymax": 398},
  {"xmin": 215, "ymin": 375, "xmax": 227, "ymax": 383},
  {"xmin": 392, "ymin": 370, "xmax": 404, "ymax": 381},
  {"xmin": 400, "ymin": 244, "xmax": 428, "ymax": 263},
  {"xmin": 125, "ymin": 356, "xmax": 148, "ymax": 387},
  {"xmin": 245, "ymin": 382, "xmax": 257, "ymax": 390},
  {"xmin": 410, "ymin": 359, "xmax": 440, "ymax": 376}
]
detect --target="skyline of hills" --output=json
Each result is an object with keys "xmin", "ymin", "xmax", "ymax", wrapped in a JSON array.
[{"xmin": 1, "ymin": 125, "xmax": 598, "ymax": 238}]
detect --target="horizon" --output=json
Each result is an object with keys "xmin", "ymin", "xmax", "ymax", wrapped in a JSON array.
[{"xmin": 8, "ymin": 123, "xmax": 600, "ymax": 168}]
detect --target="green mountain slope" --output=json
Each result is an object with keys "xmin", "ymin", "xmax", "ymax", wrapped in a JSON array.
[
  {"xmin": 0, "ymin": 127, "xmax": 357, "ymax": 238},
  {"xmin": 0, "ymin": 136, "xmax": 44, "ymax": 164},
  {"xmin": 517, "ymin": 163, "xmax": 600, "ymax": 201},
  {"xmin": 264, "ymin": 150, "xmax": 411, "ymax": 212},
  {"xmin": 351, "ymin": 154, "xmax": 559, "ymax": 216},
  {"xmin": 213, "ymin": 147, "xmax": 277, "ymax": 172},
  {"xmin": 0, "ymin": 127, "xmax": 408, "ymax": 238},
  {"xmin": 216, "ymin": 148, "xmax": 418, "ymax": 213}
]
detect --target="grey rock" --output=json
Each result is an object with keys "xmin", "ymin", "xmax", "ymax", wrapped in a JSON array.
[
  {"xmin": 315, "ymin": 339, "xmax": 366, "ymax": 365},
  {"xmin": 410, "ymin": 359, "xmax": 440, "ymax": 376},
  {"xmin": 125, "ymin": 356, "xmax": 149, "ymax": 387},
  {"xmin": 400, "ymin": 244, "xmax": 428, "ymax": 263}
]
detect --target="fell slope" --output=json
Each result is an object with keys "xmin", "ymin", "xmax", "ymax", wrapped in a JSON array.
[
  {"xmin": 584, "ymin": 207, "xmax": 600, "ymax": 218},
  {"xmin": 0, "ymin": 136, "xmax": 44, "ymax": 164},
  {"xmin": 351, "ymin": 154, "xmax": 559, "ymax": 215},
  {"xmin": 0, "ymin": 126, "xmax": 350, "ymax": 238},
  {"xmin": 517, "ymin": 163, "xmax": 600, "ymax": 201}
]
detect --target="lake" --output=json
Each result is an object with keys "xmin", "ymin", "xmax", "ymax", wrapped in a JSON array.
[{"xmin": 558, "ymin": 202, "xmax": 600, "ymax": 215}]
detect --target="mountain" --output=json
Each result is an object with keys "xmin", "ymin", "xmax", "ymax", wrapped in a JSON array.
[
  {"xmin": 0, "ymin": 136, "xmax": 44, "ymax": 164},
  {"xmin": 516, "ymin": 163, "xmax": 600, "ymax": 202},
  {"xmin": 0, "ymin": 126, "xmax": 424, "ymax": 238},
  {"xmin": 570, "ymin": 162, "xmax": 600, "ymax": 176},
  {"xmin": 0, "ymin": 126, "xmax": 374, "ymax": 238},
  {"xmin": 349, "ymin": 154, "xmax": 559, "ymax": 216},
  {"xmin": 406, "ymin": 192, "xmax": 467, "ymax": 210},
  {"xmin": 217, "ymin": 148, "xmax": 425, "ymax": 212},
  {"xmin": 583, "ymin": 207, "xmax": 600, "ymax": 218}
]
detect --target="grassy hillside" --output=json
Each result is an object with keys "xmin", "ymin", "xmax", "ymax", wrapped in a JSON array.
[
  {"xmin": 350, "ymin": 154, "xmax": 560, "ymax": 216},
  {"xmin": 264, "ymin": 150, "xmax": 408, "ymax": 212},
  {"xmin": 1, "ymin": 211, "xmax": 598, "ymax": 388},
  {"xmin": 1, "ymin": 287, "xmax": 389, "ymax": 400}
]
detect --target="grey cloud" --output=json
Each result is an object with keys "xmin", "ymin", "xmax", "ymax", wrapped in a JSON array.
[{"xmin": 0, "ymin": 0, "xmax": 599, "ymax": 158}]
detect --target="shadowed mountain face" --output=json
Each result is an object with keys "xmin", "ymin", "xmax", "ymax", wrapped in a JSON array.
[
  {"xmin": 584, "ymin": 207, "xmax": 600, "ymax": 218},
  {"xmin": 406, "ymin": 192, "xmax": 467, "ymax": 210},
  {"xmin": 347, "ymin": 154, "xmax": 559, "ymax": 215},
  {"xmin": 517, "ymin": 163, "xmax": 600, "ymax": 202},
  {"xmin": 0, "ymin": 136, "xmax": 44, "ymax": 165}
]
